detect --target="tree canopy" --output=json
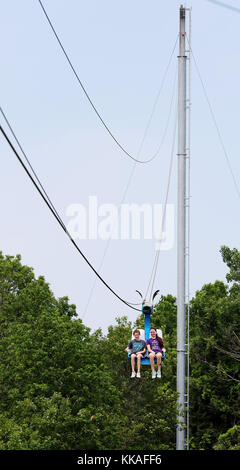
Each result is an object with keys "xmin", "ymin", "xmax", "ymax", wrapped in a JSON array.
[{"xmin": 0, "ymin": 246, "xmax": 239, "ymax": 450}]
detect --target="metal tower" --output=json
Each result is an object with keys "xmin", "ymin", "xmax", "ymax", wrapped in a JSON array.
[{"xmin": 176, "ymin": 4, "xmax": 187, "ymax": 450}]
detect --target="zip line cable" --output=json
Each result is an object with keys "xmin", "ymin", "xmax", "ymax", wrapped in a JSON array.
[
  {"xmin": 144, "ymin": 102, "xmax": 178, "ymax": 302},
  {"xmin": 205, "ymin": 0, "xmax": 240, "ymax": 14},
  {"xmin": 0, "ymin": 106, "xmax": 66, "ymax": 231},
  {"xmin": 0, "ymin": 123, "xmax": 141, "ymax": 312},
  {"xmin": 0, "ymin": 51, "xmax": 177, "ymax": 318},
  {"xmin": 82, "ymin": 164, "xmax": 140, "ymax": 318},
  {"xmin": 83, "ymin": 63, "xmax": 178, "ymax": 317},
  {"xmin": 134, "ymin": 42, "xmax": 178, "ymax": 161},
  {"xmin": 143, "ymin": 68, "xmax": 177, "ymax": 300},
  {"xmin": 0, "ymin": 59, "xmax": 178, "ymax": 320},
  {"xmin": 142, "ymin": 66, "xmax": 178, "ymax": 301},
  {"xmin": 186, "ymin": 36, "xmax": 240, "ymax": 201},
  {"xmin": 37, "ymin": 0, "xmax": 178, "ymax": 164}
]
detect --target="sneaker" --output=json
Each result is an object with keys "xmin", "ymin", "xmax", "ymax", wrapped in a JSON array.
[
  {"xmin": 157, "ymin": 370, "xmax": 161, "ymax": 379},
  {"xmin": 131, "ymin": 371, "xmax": 136, "ymax": 378},
  {"xmin": 152, "ymin": 370, "xmax": 156, "ymax": 379},
  {"xmin": 136, "ymin": 372, "xmax": 141, "ymax": 378}
]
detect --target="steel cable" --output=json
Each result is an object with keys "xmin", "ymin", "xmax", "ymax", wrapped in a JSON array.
[
  {"xmin": 38, "ymin": 0, "xmax": 178, "ymax": 164},
  {"xmin": 0, "ymin": 123, "xmax": 141, "ymax": 311}
]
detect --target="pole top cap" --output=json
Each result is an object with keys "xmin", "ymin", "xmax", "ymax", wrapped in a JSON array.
[
  {"xmin": 180, "ymin": 5, "xmax": 186, "ymax": 18},
  {"xmin": 142, "ymin": 301, "xmax": 153, "ymax": 316}
]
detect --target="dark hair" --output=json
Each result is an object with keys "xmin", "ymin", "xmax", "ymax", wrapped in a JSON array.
[
  {"xmin": 133, "ymin": 329, "xmax": 140, "ymax": 335},
  {"xmin": 150, "ymin": 327, "xmax": 164, "ymax": 348}
]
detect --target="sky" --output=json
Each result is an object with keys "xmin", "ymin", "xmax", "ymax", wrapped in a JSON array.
[{"xmin": 0, "ymin": 0, "xmax": 239, "ymax": 333}]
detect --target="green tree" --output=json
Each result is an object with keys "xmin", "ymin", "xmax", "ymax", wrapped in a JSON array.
[
  {"xmin": 2, "ymin": 245, "xmax": 239, "ymax": 451},
  {"xmin": 101, "ymin": 314, "xmax": 178, "ymax": 449},
  {"xmin": 0, "ymin": 252, "xmax": 123, "ymax": 450},
  {"xmin": 220, "ymin": 246, "xmax": 240, "ymax": 284},
  {"xmin": 189, "ymin": 247, "xmax": 240, "ymax": 450},
  {"xmin": 214, "ymin": 425, "xmax": 240, "ymax": 450}
]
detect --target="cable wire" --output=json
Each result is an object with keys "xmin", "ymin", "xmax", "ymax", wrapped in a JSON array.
[
  {"xmin": 83, "ymin": 62, "xmax": 178, "ymax": 317},
  {"xmin": 187, "ymin": 36, "xmax": 240, "ymax": 201},
  {"xmin": 0, "ymin": 122, "xmax": 141, "ymax": 312},
  {"xmin": 0, "ymin": 106, "xmax": 66, "ymax": 231},
  {"xmin": 144, "ymin": 101, "xmax": 178, "ymax": 302},
  {"xmin": 205, "ymin": 0, "xmax": 240, "ymax": 14},
  {"xmin": 37, "ymin": 0, "xmax": 178, "ymax": 164}
]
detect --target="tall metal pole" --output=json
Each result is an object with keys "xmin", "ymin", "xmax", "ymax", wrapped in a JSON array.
[
  {"xmin": 186, "ymin": 7, "xmax": 192, "ymax": 451},
  {"xmin": 177, "ymin": 5, "xmax": 187, "ymax": 451}
]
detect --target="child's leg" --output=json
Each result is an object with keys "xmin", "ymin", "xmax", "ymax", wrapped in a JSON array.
[
  {"xmin": 137, "ymin": 354, "xmax": 141, "ymax": 372},
  {"xmin": 149, "ymin": 352, "xmax": 155, "ymax": 372},
  {"xmin": 131, "ymin": 354, "xmax": 136, "ymax": 371},
  {"xmin": 156, "ymin": 352, "xmax": 162, "ymax": 371}
]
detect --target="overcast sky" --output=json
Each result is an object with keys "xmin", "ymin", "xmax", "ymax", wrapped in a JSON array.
[{"xmin": 0, "ymin": 0, "xmax": 239, "ymax": 333}]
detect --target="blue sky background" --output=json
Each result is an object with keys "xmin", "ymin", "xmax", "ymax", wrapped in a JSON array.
[{"xmin": 0, "ymin": 0, "xmax": 239, "ymax": 332}]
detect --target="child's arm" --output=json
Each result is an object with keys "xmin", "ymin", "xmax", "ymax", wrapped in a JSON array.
[
  {"xmin": 136, "ymin": 347, "xmax": 146, "ymax": 355},
  {"xmin": 125, "ymin": 341, "xmax": 132, "ymax": 353},
  {"xmin": 147, "ymin": 344, "xmax": 153, "ymax": 354}
]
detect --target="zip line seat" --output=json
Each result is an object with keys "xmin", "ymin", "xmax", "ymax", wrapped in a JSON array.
[
  {"xmin": 128, "ymin": 352, "xmax": 165, "ymax": 366},
  {"xmin": 128, "ymin": 328, "xmax": 165, "ymax": 365}
]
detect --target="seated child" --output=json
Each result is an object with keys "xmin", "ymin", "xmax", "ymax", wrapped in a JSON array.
[
  {"xmin": 146, "ymin": 327, "xmax": 166, "ymax": 379},
  {"xmin": 125, "ymin": 329, "xmax": 146, "ymax": 378}
]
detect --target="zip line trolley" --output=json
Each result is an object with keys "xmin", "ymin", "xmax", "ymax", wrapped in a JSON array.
[{"xmin": 128, "ymin": 293, "xmax": 165, "ymax": 365}]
